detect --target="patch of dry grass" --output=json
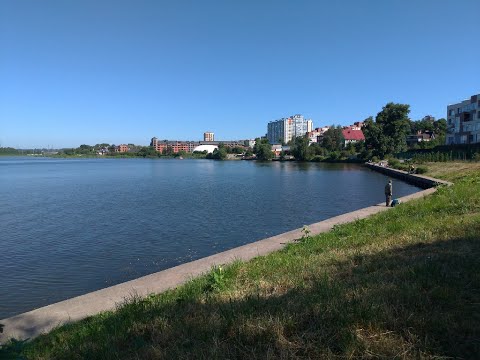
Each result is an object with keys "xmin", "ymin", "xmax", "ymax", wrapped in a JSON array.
[{"xmin": 423, "ymin": 161, "xmax": 480, "ymax": 182}]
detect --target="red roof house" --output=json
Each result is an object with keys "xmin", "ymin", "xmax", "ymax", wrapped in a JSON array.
[{"xmin": 342, "ymin": 128, "xmax": 365, "ymax": 145}]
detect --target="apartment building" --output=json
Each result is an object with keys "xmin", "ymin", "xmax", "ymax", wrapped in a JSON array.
[
  {"xmin": 204, "ymin": 132, "xmax": 214, "ymax": 141},
  {"xmin": 150, "ymin": 138, "xmax": 197, "ymax": 153},
  {"xmin": 446, "ymin": 93, "xmax": 480, "ymax": 145},
  {"xmin": 150, "ymin": 137, "xmax": 248, "ymax": 154},
  {"xmin": 267, "ymin": 114, "xmax": 313, "ymax": 144}
]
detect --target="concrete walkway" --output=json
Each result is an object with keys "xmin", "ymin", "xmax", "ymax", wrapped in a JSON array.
[
  {"xmin": 0, "ymin": 186, "xmax": 437, "ymax": 343},
  {"xmin": 364, "ymin": 163, "xmax": 453, "ymax": 188}
]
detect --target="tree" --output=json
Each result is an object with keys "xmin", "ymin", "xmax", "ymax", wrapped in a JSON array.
[
  {"xmin": 408, "ymin": 116, "xmax": 447, "ymax": 149},
  {"xmin": 375, "ymin": 103, "xmax": 411, "ymax": 155},
  {"xmin": 163, "ymin": 146, "xmax": 174, "ymax": 156},
  {"xmin": 229, "ymin": 146, "xmax": 244, "ymax": 154},
  {"xmin": 253, "ymin": 137, "xmax": 273, "ymax": 161},
  {"xmin": 410, "ymin": 115, "xmax": 435, "ymax": 134},
  {"xmin": 322, "ymin": 126, "xmax": 344, "ymax": 152},
  {"xmin": 434, "ymin": 118, "xmax": 447, "ymax": 136},
  {"xmin": 94, "ymin": 143, "xmax": 110, "ymax": 150},
  {"xmin": 137, "ymin": 146, "xmax": 158, "ymax": 158},
  {"xmin": 209, "ymin": 147, "xmax": 227, "ymax": 160},
  {"xmin": 354, "ymin": 140, "xmax": 365, "ymax": 153},
  {"xmin": 363, "ymin": 116, "xmax": 387, "ymax": 158},
  {"xmin": 290, "ymin": 136, "xmax": 312, "ymax": 161},
  {"xmin": 364, "ymin": 103, "xmax": 411, "ymax": 158}
]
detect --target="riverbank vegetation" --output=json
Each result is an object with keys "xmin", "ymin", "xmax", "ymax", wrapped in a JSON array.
[{"xmin": 2, "ymin": 162, "xmax": 479, "ymax": 359}]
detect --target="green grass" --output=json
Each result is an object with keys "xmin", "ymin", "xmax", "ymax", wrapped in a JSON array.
[{"xmin": 2, "ymin": 163, "xmax": 480, "ymax": 359}]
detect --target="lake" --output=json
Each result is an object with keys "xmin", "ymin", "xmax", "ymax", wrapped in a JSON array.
[{"xmin": 0, "ymin": 157, "xmax": 421, "ymax": 318}]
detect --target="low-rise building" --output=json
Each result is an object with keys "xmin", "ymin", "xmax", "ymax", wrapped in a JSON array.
[
  {"xmin": 406, "ymin": 131, "xmax": 435, "ymax": 146},
  {"xmin": 150, "ymin": 137, "xmax": 249, "ymax": 154},
  {"xmin": 342, "ymin": 128, "xmax": 365, "ymax": 146},
  {"xmin": 116, "ymin": 144, "xmax": 129, "ymax": 153},
  {"xmin": 271, "ymin": 144, "xmax": 290, "ymax": 157},
  {"xmin": 446, "ymin": 93, "xmax": 480, "ymax": 145},
  {"xmin": 307, "ymin": 126, "xmax": 330, "ymax": 143}
]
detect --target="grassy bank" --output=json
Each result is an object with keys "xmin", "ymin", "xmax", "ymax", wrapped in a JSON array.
[{"xmin": 2, "ymin": 163, "xmax": 479, "ymax": 359}]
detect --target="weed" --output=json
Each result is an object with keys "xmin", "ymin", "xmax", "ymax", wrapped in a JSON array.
[
  {"xmin": 297, "ymin": 225, "xmax": 311, "ymax": 242},
  {"xmin": 204, "ymin": 265, "xmax": 226, "ymax": 293}
]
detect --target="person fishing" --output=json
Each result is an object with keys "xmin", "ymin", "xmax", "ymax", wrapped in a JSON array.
[{"xmin": 385, "ymin": 179, "xmax": 393, "ymax": 207}]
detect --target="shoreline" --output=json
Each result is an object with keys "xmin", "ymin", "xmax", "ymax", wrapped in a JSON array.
[{"xmin": 0, "ymin": 167, "xmax": 448, "ymax": 343}]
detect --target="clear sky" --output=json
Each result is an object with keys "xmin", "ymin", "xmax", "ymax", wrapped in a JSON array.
[{"xmin": 1, "ymin": 0, "xmax": 479, "ymax": 148}]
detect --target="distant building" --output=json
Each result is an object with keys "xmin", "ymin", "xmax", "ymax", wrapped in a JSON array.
[
  {"xmin": 116, "ymin": 144, "xmax": 129, "ymax": 153},
  {"xmin": 271, "ymin": 144, "xmax": 290, "ymax": 157},
  {"xmin": 446, "ymin": 93, "xmax": 480, "ymax": 145},
  {"xmin": 350, "ymin": 121, "xmax": 364, "ymax": 130},
  {"xmin": 204, "ymin": 132, "xmax": 214, "ymax": 142},
  {"xmin": 150, "ymin": 138, "xmax": 197, "ymax": 153},
  {"xmin": 150, "ymin": 137, "xmax": 248, "ymax": 154},
  {"xmin": 407, "ymin": 131, "xmax": 435, "ymax": 146},
  {"xmin": 267, "ymin": 114, "xmax": 313, "ymax": 144},
  {"xmin": 199, "ymin": 140, "xmax": 247, "ymax": 148},
  {"xmin": 307, "ymin": 126, "xmax": 330, "ymax": 143},
  {"xmin": 244, "ymin": 139, "xmax": 256, "ymax": 148},
  {"xmin": 342, "ymin": 128, "xmax": 365, "ymax": 146}
]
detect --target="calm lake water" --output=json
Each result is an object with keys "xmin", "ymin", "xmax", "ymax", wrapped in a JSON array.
[{"xmin": 0, "ymin": 157, "xmax": 421, "ymax": 318}]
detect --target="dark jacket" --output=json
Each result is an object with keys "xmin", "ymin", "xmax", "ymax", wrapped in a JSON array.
[{"xmin": 385, "ymin": 182, "xmax": 392, "ymax": 196}]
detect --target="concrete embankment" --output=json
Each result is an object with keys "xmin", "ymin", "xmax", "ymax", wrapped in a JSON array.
[
  {"xmin": 364, "ymin": 163, "xmax": 452, "ymax": 188},
  {"xmin": 0, "ymin": 168, "xmax": 445, "ymax": 343}
]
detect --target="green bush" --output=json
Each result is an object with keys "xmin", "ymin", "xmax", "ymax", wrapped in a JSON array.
[
  {"xmin": 312, "ymin": 155, "xmax": 326, "ymax": 162},
  {"xmin": 387, "ymin": 158, "xmax": 400, "ymax": 168},
  {"xmin": 416, "ymin": 165, "xmax": 428, "ymax": 174}
]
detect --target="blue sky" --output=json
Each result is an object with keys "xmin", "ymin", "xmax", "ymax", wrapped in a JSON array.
[{"xmin": 1, "ymin": 0, "xmax": 479, "ymax": 148}]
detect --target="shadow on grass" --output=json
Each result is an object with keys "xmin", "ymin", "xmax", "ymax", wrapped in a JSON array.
[{"xmin": 9, "ymin": 235, "xmax": 480, "ymax": 359}]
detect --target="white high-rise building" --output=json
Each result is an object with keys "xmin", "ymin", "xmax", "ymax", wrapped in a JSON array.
[{"xmin": 267, "ymin": 114, "xmax": 313, "ymax": 144}]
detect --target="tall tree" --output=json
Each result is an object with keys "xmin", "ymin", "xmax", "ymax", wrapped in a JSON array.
[
  {"xmin": 290, "ymin": 136, "xmax": 312, "ymax": 161},
  {"xmin": 375, "ymin": 103, "xmax": 411, "ymax": 154},
  {"xmin": 363, "ymin": 116, "xmax": 388, "ymax": 157},
  {"xmin": 322, "ymin": 126, "xmax": 344, "ymax": 152},
  {"xmin": 433, "ymin": 118, "xmax": 447, "ymax": 136},
  {"xmin": 364, "ymin": 104, "xmax": 411, "ymax": 158}
]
